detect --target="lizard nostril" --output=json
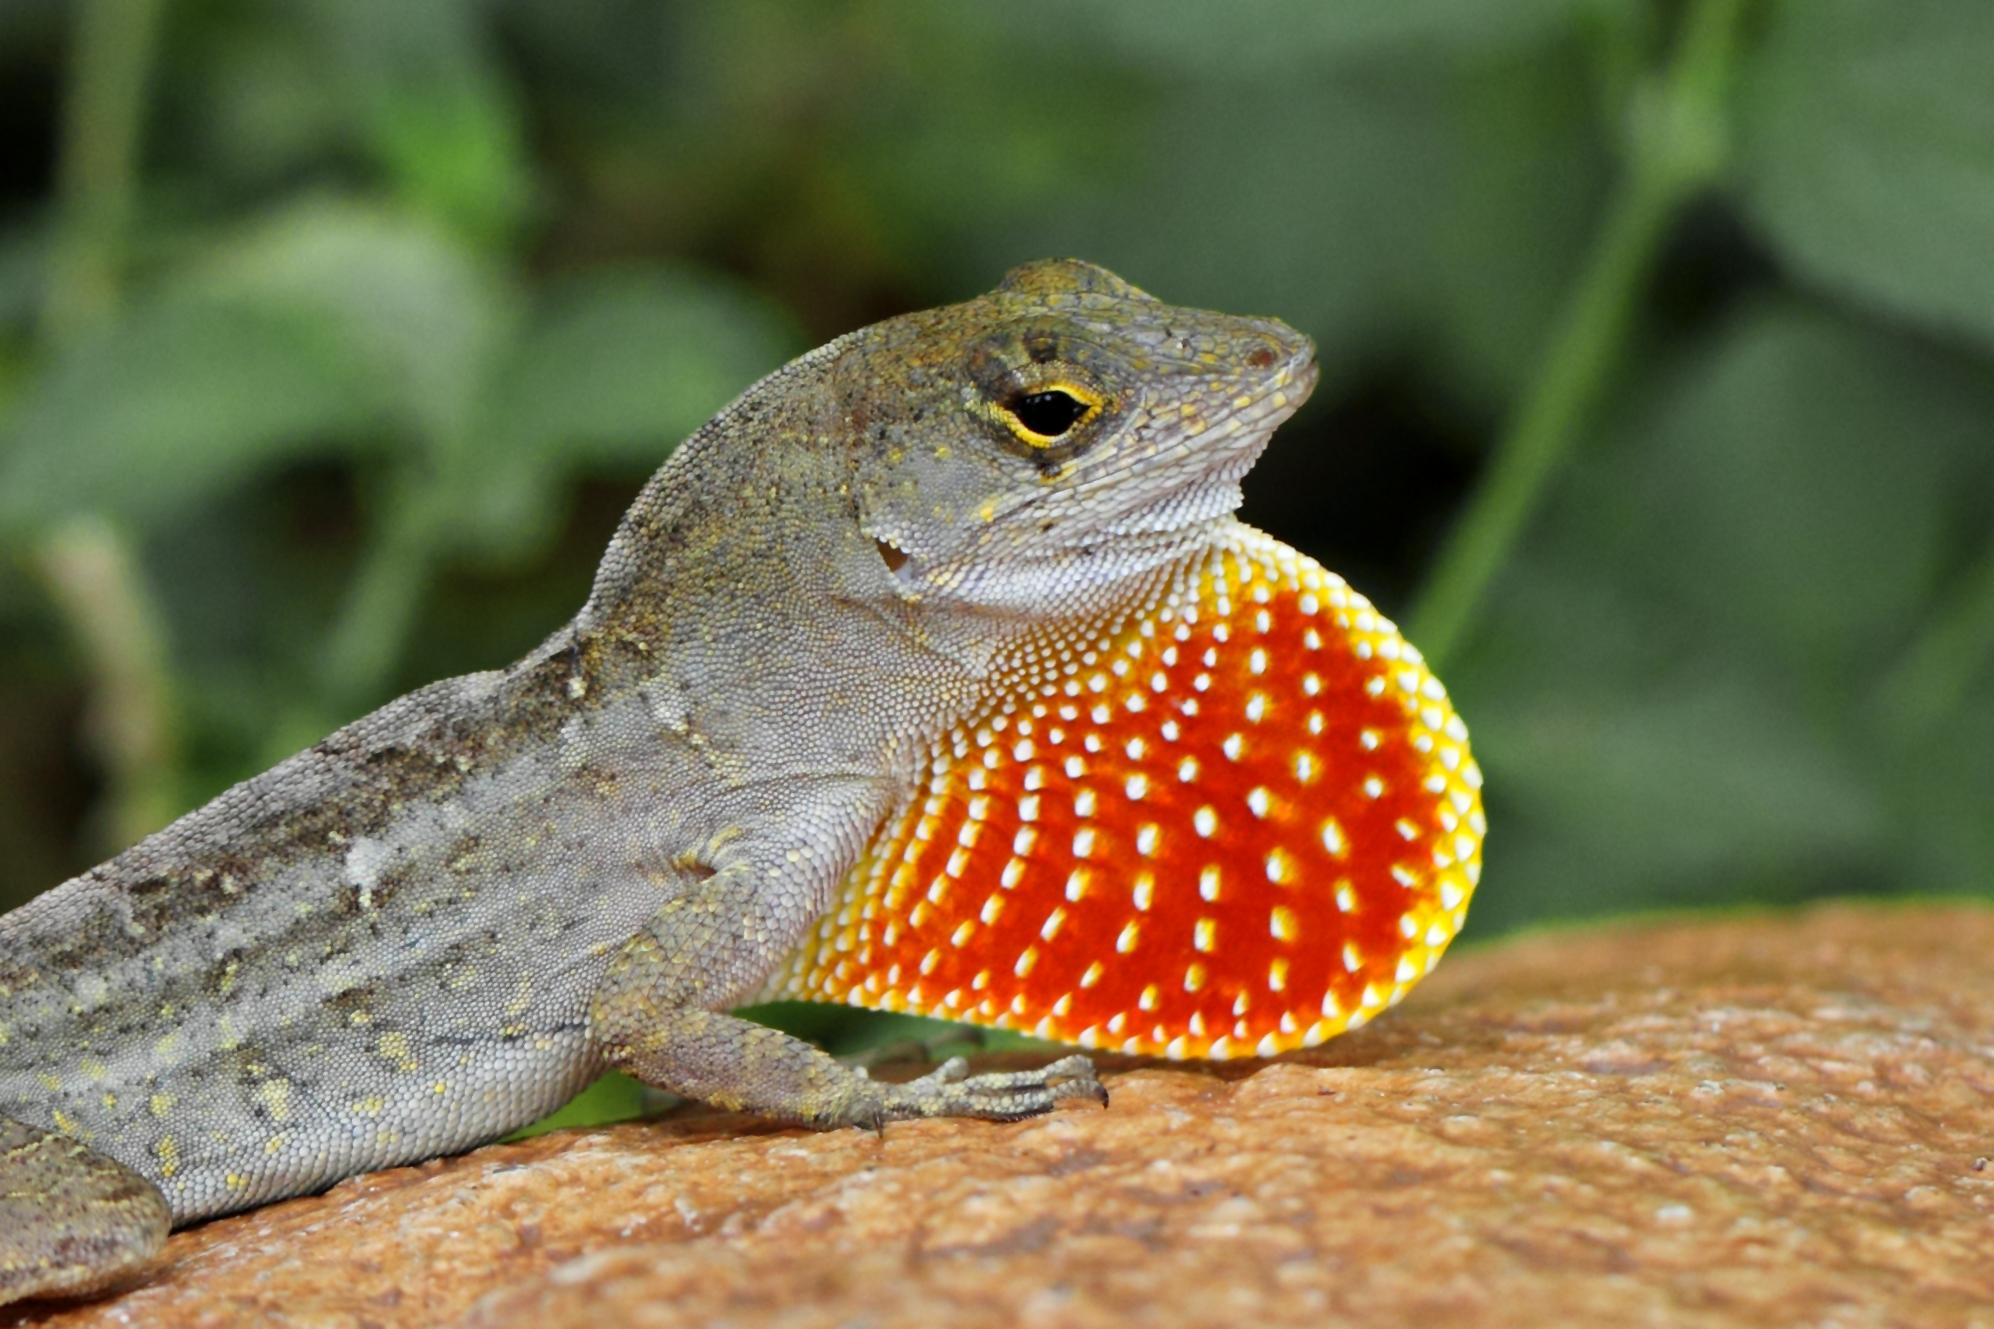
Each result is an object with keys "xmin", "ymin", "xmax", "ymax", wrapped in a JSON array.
[{"xmin": 1245, "ymin": 348, "xmax": 1277, "ymax": 369}]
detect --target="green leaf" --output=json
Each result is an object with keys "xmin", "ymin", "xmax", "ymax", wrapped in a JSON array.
[
  {"xmin": 445, "ymin": 267, "xmax": 801, "ymax": 561},
  {"xmin": 1738, "ymin": 0, "xmax": 1994, "ymax": 353},
  {"xmin": 1563, "ymin": 302, "xmax": 1975, "ymax": 687},
  {"xmin": 1468, "ymin": 639, "xmax": 1885, "ymax": 931},
  {"xmin": 1453, "ymin": 301, "xmax": 1994, "ymax": 929},
  {"xmin": 1885, "ymin": 686, "xmax": 1994, "ymax": 895},
  {"xmin": 0, "ymin": 201, "xmax": 511, "ymax": 536},
  {"xmin": 299, "ymin": 0, "xmax": 533, "ymax": 244},
  {"xmin": 196, "ymin": 198, "xmax": 515, "ymax": 445},
  {"xmin": 0, "ymin": 296, "xmax": 388, "ymax": 534},
  {"xmin": 483, "ymin": 267, "xmax": 801, "ymax": 471}
]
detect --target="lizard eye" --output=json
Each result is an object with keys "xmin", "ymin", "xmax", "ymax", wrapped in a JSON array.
[
  {"xmin": 996, "ymin": 382, "xmax": 1102, "ymax": 449},
  {"xmin": 1015, "ymin": 390, "xmax": 1088, "ymax": 437}
]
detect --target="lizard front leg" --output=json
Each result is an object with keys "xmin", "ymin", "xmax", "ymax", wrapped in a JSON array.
[
  {"xmin": 0, "ymin": 1115, "xmax": 170, "ymax": 1301},
  {"xmin": 587, "ymin": 822, "xmax": 1105, "ymax": 1129}
]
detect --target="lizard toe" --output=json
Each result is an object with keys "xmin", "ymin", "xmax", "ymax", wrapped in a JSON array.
[{"xmin": 877, "ymin": 1053, "xmax": 1108, "ymax": 1122}]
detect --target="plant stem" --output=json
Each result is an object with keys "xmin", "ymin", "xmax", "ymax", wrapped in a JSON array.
[
  {"xmin": 43, "ymin": 0, "xmax": 166, "ymax": 346},
  {"xmin": 35, "ymin": 520, "xmax": 182, "ymax": 852},
  {"xmin": 37, "ymin": 0, "xmax": 181, "ymax": 848},
  {"xmin": 1408, "ymin": 0, "xmax": 1744, "ymax": 667}
]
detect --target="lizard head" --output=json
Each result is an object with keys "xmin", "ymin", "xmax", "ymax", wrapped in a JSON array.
[{"xmin": 850, "ymin": 259, "xmax": 1317, "ymax": 615}]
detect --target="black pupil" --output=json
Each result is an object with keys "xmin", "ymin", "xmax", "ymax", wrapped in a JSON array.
[{"xmin": 1014, "ymin": 390, "xmax": 1088, "ymax": 437}]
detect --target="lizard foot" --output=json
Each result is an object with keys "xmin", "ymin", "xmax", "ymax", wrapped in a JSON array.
[{"xmin": 868, "ymin": 1053, "xmax": 1107, "ymax": 1126}]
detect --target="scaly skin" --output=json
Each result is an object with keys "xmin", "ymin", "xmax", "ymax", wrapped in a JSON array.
[{"xmin": 0, "ymin": 260, "xmax": 1482, "ymax": 1305}]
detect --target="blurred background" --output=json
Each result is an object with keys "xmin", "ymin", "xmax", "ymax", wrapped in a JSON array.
[{"xmin": 1, "ymin": 2, "xmax": 1990, "ymax": 949}]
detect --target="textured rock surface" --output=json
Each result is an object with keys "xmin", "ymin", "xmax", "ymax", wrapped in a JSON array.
[{"xmin": 8, "ymin": 902, "xmax": 1991, "ymax": 1329}]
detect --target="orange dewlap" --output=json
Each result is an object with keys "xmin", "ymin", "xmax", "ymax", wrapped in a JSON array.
[{"xmin": 765, "ymin": 527, "xmax": 1485, "ymax": 1059}]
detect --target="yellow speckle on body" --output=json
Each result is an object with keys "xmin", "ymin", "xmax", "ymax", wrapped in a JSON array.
[
  {"xmin": 154, "ymin": 1136, "xmax": 179, "ymax": 1178},
  {"xmin": 255, "ymin": 1078, "xmax": 293, "ymax": 1123},
  {"xmin": 150, "ymin": 1092, "xmax": 175, "ymax": 1117},
  {"xmin": 376, "ymin": 1031, "xmax": 417, "ymax": 1072}
]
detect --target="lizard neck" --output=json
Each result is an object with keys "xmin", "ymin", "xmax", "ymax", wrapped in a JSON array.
[{"xmin": 942, "ymin": 516, "xmax": 1246, "ymax": 695}]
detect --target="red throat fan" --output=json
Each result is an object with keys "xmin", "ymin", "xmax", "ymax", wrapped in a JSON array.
[{"xmin": 765, "ymin": 526, "xmax": 1484, "ymax": 1059}]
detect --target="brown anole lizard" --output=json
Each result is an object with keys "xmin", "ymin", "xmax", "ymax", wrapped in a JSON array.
[{"xmin": 0, "ymin": 260, "xmax": 1482, "ymax": 1303}]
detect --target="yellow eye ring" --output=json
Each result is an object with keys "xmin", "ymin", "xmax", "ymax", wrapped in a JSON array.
[{"xmin": 994, "ymin": 380, "xmax": 1104, "ymax": 449}]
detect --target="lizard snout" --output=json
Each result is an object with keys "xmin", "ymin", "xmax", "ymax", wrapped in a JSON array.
[{"xmin": 1241, "ymin": 319, "xmax": 1317, "ymax": 393}]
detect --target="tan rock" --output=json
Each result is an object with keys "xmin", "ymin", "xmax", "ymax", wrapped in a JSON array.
[{"xmin": 9, "ymin": 903, "xmax": 1991, "ymax": 1329}]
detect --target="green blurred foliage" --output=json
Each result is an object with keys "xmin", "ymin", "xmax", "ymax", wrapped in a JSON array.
[{"xmin": 0, "ymin": 2, "xmax": 1991, "ymax": 1079}]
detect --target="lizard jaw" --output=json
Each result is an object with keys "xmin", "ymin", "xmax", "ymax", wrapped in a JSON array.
[{"xmin": 1090, "ymin": 343, "xmax": 1317, "ymax": 543}]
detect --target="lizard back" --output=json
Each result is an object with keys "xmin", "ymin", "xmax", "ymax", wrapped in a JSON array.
[{"xmin": 0, "ymin": 639, "xmax": 683, "ymax": 1220}]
